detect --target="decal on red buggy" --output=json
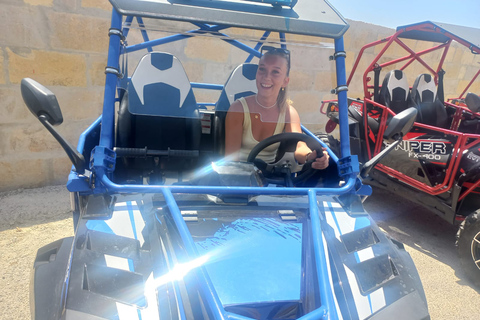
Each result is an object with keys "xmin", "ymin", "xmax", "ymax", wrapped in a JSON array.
[
  {"xmin": 350, "ymin": 101, "xmax": 363, "ymax": 116},
  {"xmin": 395, "ymin": 140, "xmax": 449, "ymax": 161},
  {"xmin": 466, "ymin": 151, "xmax": 480, "ymax": 163}
]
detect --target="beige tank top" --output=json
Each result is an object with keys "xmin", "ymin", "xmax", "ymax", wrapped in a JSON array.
[{"xmin": 237, "ymin": 97, "xmax": 286, "ymax": 163}]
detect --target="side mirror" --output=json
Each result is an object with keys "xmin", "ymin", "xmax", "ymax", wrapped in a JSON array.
[
  {"xmin": 465, "ymin": 92, "xmax": 480, "ymax": 113},
  {"xmin": 383, "ymin": 107, "xmax": 417, "ymax": 142},
  {"xmin": 360, "ymin": 107, "xmax": 417, "ymax": 178},
  {"xmin": 20, "ymin": 78, "xmax": 86, "ymax": 174},
  {"xmin": 21, "ymin": 78, "xmax": 63, "ymax": 126}
]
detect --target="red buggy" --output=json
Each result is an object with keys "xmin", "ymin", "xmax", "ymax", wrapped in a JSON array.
[{"xmin": 324, "ymin": 21, "xmax": 480, "ymax": 286}]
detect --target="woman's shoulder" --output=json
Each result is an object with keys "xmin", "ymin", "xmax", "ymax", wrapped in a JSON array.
[
  {"xmin": 228, "ymin": 100, "xmax": 244, "ymax": 113},
  {"xmin": 228, "ymin": 95, "xmax": 254, "ymax": 112},
  {"xmin": 285, "ymin": 103, "xmax": 300, "ymax": 121}
]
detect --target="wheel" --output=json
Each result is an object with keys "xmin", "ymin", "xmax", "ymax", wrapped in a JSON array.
[
  {"xmin": 315, "ymin": 132, "xmax": 330, "ymax": 147},
  {"xmin": 456, "ymin": 210, "xmax": 480, "ymax": 287},
  {"xmin": 247, "ymin": 132, "xmax": 323, "ymax": 186},
  {"xmin": 315, "ymin": 132, "xmax": 341, "ymax": 157}
]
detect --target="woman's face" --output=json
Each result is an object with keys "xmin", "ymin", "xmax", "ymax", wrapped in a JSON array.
[{"xmin": 256, "ymin": 54, "xmax": 290, "ymax": 98}]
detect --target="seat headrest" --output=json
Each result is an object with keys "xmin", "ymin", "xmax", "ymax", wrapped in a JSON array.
[
  {"xmin": 128, "ymin": 52, "xmax": 196, "ymax": 117},
  {"xmin": 383, "ymin": 70, "xmax": 409, "ymax": 102},
  {"xmin": 216, "ymin": 63, "xmax": 258, "ymax": 112},
  {"xmin": 378, "ymin": 70, "xmax": 411, "ymax": 114},
  {"xmin": 412, "ymin": 74, "xmax": 437, "ymax": 103}
]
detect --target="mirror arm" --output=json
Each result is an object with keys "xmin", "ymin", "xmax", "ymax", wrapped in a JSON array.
[
  {"xmin": 360, "ymin": 138, "xmax": 402, "ymax": 179},
  {"xmin": 38, "ymin": 115, "xmax": 86, "ymax": 175}
]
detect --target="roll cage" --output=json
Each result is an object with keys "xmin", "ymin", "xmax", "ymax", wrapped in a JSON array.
[
  {"xmin": 348, "ymin": 21, "xmax": 480, "ymax": 102},
  {"xmin": 69, "ymin": 0, "xmax": 359, "ymax": 196},
  {"xmin": 325, "ymin": 21, "xmax": 480, "ymax": 222}
]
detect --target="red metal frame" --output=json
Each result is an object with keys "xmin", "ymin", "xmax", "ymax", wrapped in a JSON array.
[
  {"xmin": 320, "ymin": 99, "xmax": 338, "ymax": 115},
  {"xmin": 323, "ymin": 22, "xmax": 480, "ymax": 210},
  {"xmin": 349, "ymin": 36, "xmax": 451, "ymax": 101},
  {"xmin": 375, "ymin": 130, "xmax": 468, "ymax": 196},
  {"xmin": 364, "ymin": 104, "xmax": 480, "ymax": 197},
  {"xmin": 348, "ymin": 22, "xmax": 480, "ymax": 102},
  {"xmin": 448, "ymin": 102, "xmax": 464, "ymax": 131},
  {"xmin": 459, "ymin": 68, "xmax": 480, "ymax": 99},
  {"xmin": 445, "ymin": 100, "xmax": 480, "ymax": 131},
  {"xmin": 359, "ymin": 98, "xmax": 394, "ymax": 159}
]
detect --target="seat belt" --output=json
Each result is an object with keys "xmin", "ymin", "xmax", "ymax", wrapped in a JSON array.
[
  {"xmin": 373, "ymin": 65, "xmax": 382, "ymax": 102},
  {"xmin": 438, "ymin": 69, "xmax": 445, "ymax": 104}
]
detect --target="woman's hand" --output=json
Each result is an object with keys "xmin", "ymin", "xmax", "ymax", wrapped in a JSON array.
[{"xmin": 307, "ymin": 149, "xmax": 329, "ymax": 170}]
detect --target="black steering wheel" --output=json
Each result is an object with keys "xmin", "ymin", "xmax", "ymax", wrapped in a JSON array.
[{"xmin": 247, "ymin": 132, "xmax": 324, "ymax": 186}]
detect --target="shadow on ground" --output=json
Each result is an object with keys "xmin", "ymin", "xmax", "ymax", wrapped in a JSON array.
[{"xmin": 364, "ymin": 186, "xmax": 479, "ymax": 293}]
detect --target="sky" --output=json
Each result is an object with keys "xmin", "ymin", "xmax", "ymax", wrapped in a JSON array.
[{"xmin": 327, "ymin": 0, "xmax": 480, "ymax": 30}]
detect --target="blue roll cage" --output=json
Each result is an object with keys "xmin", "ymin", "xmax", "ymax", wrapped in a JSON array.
[{"xmin": 66, "ymin": 2, "xmax": 368, "ymax": 319}]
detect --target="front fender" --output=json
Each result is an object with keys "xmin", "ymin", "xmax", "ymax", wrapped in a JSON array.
[{"xmin": 30, "ymin": 237, "xmax": 74, "ymax": 320}]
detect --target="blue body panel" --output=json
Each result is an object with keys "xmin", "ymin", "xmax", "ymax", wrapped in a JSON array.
[
  {"xmin": 56, "ymin": 192, "xmax": 428, "ymax": 320},
  {"xmin": 194, "ymin": 218, "xmax": 303, "ymax": 305}
]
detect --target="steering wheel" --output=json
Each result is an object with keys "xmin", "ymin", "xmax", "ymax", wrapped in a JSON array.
[{"xmin": 247, "ymin": 132, "xmax": 324, "ymax": 186}]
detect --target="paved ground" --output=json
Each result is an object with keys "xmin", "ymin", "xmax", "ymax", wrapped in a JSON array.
[
  {"xmin": 363, "ymin": 187, "xmax": 480, "ymax": 319},
  {"xmin": 0, "ymin": 185, "xmax": 479, "ymax": 319},
  {"xmin": 0, "ymin": 186, "xmax": 73, "ymax": 320}
]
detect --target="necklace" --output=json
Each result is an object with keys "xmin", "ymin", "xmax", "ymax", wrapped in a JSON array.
[{"xmin": 255, "ymin": 94, "xmax": 277, "ymax": 109}]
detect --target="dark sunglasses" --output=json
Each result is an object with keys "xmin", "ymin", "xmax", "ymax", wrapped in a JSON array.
[{"xmin": 261, "ymin": 45, "xmax": 290, "ymax": 65}]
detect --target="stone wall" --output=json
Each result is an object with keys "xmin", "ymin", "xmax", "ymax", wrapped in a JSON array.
[
  {"xmin": 0, "ymin": 1, "xmax": 479, "ymax": 191},
  {"xmin": 0, "ymin": 0, "xmax": 111, "ymax": 191}
]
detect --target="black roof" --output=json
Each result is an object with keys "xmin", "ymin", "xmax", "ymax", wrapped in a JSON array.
[
  {"xmin": 397, "ymin": 21, "xmax": 480, "ymax": 53},
  {"xmin": 109, "ymin": 0, "xmax": 349, "ymax": 38}
]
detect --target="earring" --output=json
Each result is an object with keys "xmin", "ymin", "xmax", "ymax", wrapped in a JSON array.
[{"xmin": 281, "ymin": 87, "xmax": 285, "ymax": 92}]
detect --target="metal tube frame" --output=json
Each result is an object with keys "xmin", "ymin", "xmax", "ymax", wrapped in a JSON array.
[
  {"xmin": 361, "ymin": 97, "xmax": 472, "ymax": 197},
  {"xmin": 99, "ymin": 9, "xmax": 123, "ymax": 149},
  {"xmin": 459, "ymin": 68, "xmax": 480, "ymax": 99},
  {"xmin": 345, "ymin": 21, "xmax": 480, "ymax": 205},
  {"xmin": 79, "ymin": 6, "xmax": 359, "ymax": 319}
]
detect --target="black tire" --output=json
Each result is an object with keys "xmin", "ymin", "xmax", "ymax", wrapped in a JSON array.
[
  {"xmin": 315, "ymin": 132, "xmax": 330, "ymax": 147},
  {"xmin": 315, "ymin": 133, "xmax": 340, "ymax": 156},
  {"xmin": 456, "ymin": 210, "xmax": 480, "ymax": 287}
]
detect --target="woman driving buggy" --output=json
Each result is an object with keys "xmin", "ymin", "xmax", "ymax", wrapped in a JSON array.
[{"xmin": 225, "ymin": 46, "xmax": 336, "ymax": 186}]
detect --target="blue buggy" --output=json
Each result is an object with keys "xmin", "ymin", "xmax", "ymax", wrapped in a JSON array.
[{"xmin": 22, "ymin": 0, "xmax": 429, "ymax": 319}]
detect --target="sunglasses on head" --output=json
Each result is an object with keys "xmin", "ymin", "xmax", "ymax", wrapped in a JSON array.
[{"xmin": 261, "ymin": 45, "xmax": 290, "ymax": 64}]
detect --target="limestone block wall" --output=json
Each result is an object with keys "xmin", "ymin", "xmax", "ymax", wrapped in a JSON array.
[
  {"xmin": 0, "ymin": 0, "xmax": 111, "ymax": 191},
  {"xmin": 0, "ymin": 1, "xmax": 479, "ymax": 191}
]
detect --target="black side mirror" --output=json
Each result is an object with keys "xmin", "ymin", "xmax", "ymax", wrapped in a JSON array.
[
  {"xmin": 360, "ymin": 107, "xmax": 417, "ymax": 179},
  {"xmin": 383, "ymin": 107, "xmax": 418, "ymax": 142},
  {"xmin": 465, "ymin": 92, "xmax": 480, "ymax": 113},
  {"xmin": 20, "ymin": 78, "xmax": 86, "ymax": 174},
  {"xmin": 21, "ymin": 78, "xmax": 64, "ymax": 126}
]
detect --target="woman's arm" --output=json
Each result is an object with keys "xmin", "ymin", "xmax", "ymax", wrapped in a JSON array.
[
  {"xmin": 224, "ymin": 101, "xmax": 244, "ymax": 161},
  {"xmin": 285, "ymin": 105, "xmax": 329, "ymax": 169}
]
